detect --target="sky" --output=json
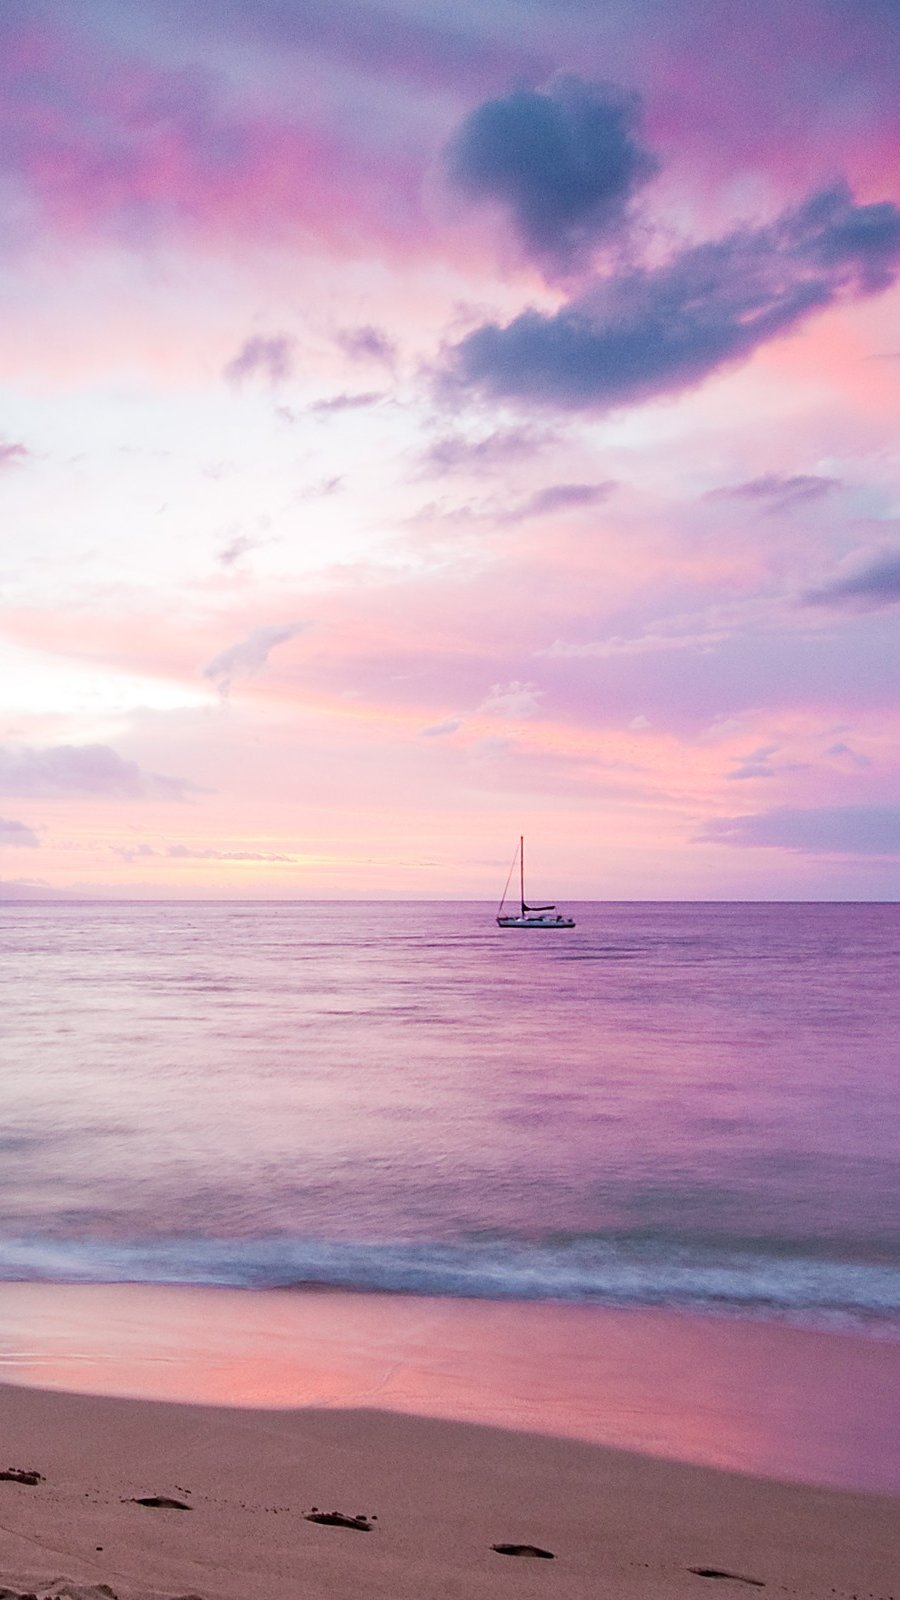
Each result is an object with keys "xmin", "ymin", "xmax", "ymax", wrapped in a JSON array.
[{"xmin": 2, "ymin": 0, "xmax": 900, "ymax": 901}]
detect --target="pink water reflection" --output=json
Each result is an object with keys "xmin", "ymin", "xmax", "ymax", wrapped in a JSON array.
[{"xmin": 1, "ymin": 1283, "xmax": 898, "ymax": 1494}]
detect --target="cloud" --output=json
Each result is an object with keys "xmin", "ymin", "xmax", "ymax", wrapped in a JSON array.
[
  {"xmin": 217, "ymin": 532, "xmax": 262, "ymax": 568},
  {"xmin": 445, "ymin": 182, "xmax": 900, "ymax": 412},
  {"xmin": 503, "ymin": 481, "xmax": 614, "ymax": 522},
  {"xmin": 113, "ymin": 843, "xmax": 157, "ymax": 863},
  {"xmin": 703, "ymin": 804, "xmax": 900, "ymax": 856},
  {"xmin": 420, "ymin": 425, "xmax": 550, "ymax": 476},
  {"xmin": 335, "ymin": 325, "xmax": 396, "ymax": 365},
  {"xmin": 726, "ymin": 744, "xmax": 781, "ymax": 780},
  {"xmin": 202, "ymin": 622, "xmax": 306, "ymax": 696},
  {"xmin": 309, "ymin": 391, "xmax": 384, "ymax": 414},
  {"xmin": 161, "ymin": 0, "xmax": 543, "ymax": 97},
  {"xmin": 114, "ymin": 842, "xmax": 295, "ymax": 862},
  {"xmin": 166, "ymin": 844, "xmax": 294, "ymax": 861},
  {"xmin": 803, "ymin": 548, "xmax": 900, "ymax": 610},
  {"xmin": 0, "ymin": 816, "xmax": 39, "ymax": 847},
  {"xmin": 0, "ymin": 878, "xmax": 71, "ymax": 901},
  {"xmin": 706, "ymin": 473, "xmax": 840, "ymax": 512},
  {"xmin": 826, "ymin": 742, "xmax": 871, "ymax": 769},
  {"xmin": 0, "ymin": 441, "xmax": 28, "ymax": 467},
  {"xmin": 0, "ymin": 18, "xmax": 434, "ymax": 259},
  {"xmin": 224, "ymin": 335, "xmax": 295, "ymax": 385},
  {"xmin": 419, "ymin": 717, "xmax": 462, "ymax": 737},
  {"xmin": 300, "ymin": 474, "xmax": 344, "ymax": 497},
  {"xmin": 478, "ymin": 680, "xmax": 543, "ymax": 717},
  {"xmin": 445, "ymin": 74, "xmax": 657, "ymax": 272},
  {"xmin": 0, "ymin": 744, "xmax": 196, "ymax": 800}
]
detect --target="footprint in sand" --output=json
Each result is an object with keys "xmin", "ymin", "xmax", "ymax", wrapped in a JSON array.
[
  {"xmin": 304, "ymin": 1509, "xmax": 374, "ymax": 1531},
  {"xmin": 0, "ymin": 1469, "xmax": 44, "ymax": 1486},
  {"xmin": 492, "ymin": 1543, "xmax": 556, "ymax": 1559},
  {"xmin": 130, "ymin": 1496, "xmax": 192, "ymax": 1511},
  {"xmin": 689, "ymin": 1568, "xmax": 765, "ymax": 1587}
]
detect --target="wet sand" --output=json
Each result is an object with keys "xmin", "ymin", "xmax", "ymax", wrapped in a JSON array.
[
  {"xmin": 1, "ymin": 1284, "xmax": 899, "ymax": 1600},
  {"xmin": 1, "ymin": 1282, "xmax": 899, "ymax": 1491}
]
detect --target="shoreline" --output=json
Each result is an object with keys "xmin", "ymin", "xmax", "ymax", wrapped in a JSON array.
[
  {"xmin": 1, "ymin": 1281, "xmax": 899, "ymax": 1495},
  {"xmin": 1, "ymin": 1381, "xmax": 898, "ymax": 1600}
]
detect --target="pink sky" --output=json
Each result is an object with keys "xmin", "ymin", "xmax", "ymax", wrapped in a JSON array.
[{"xmin": 2, "ymin": 0, "xmax": 900, "ymax": 899}]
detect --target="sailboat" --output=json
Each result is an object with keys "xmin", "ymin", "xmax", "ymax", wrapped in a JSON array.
[{"xmin": 496, "ymin": 836, "xmax": 575, "ymax": 928}]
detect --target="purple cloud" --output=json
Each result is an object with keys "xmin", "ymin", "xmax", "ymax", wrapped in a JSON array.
[
  {"xmin": 503, "ymin": 481, "xmax": 614, "ymax": 521},
  {"xmin": 0, "ymin": 744, "xmax": 196, "ymax": 800},
  {"xmin": 446, "ymin": 183, "xmax": 900, "ymax": 412},
  {"xmin": 335, "ymin": 325, "xmax": 396, "ymax": 365},
  {"xmin": 113, "ymin": 843, "xmax": 157, "ymax": 863},
  {"xmin": 826, "ymin": 742, "xmax": 871, "ymax": 770},
  {"xmin": 445, "ymin": 74, "xmax": 658, "ymax": 272},
  {"xmin": 0, "ymin": 816, "xmax": 39, "ymax": 847},
  {"xmin": 706, "ymin": 473, "xmax": 840, "ymax": 512},
  {"xmin": 0, "ymin": 441, "xmax": 28, "ymax": 467},
  {"xmin": 157, "ymin": 0, "xmax": 543, "ymax": 95},
  {"xmin": 224, "ymin": 335, "xmax": 295, "ymax": 385},
  {"xmin": 803, "ymin": 548, "xmax": 900, "ymax": 610},
  {"xmin": 727, "ymin": 744, "xmax": 781, "ymax": 781},
  {"xmin": 202, "ymin": 622, "xmax": 306, "ymax": 696},
  {"xmin": 703, "ymin": 804, "xmax": 900, "ymax": 856},
  {"xmin": 217, "ymin": 532, "xmax": 262, "ymax": 568},
  {"xmin": 309, "ymin": 391, "xmax": 384, "ymax": 415},
  {"xmin": 420, "ymin": 424, "xmax": 551, "ymax": 475},
  {"xmin": 0, "ymin": 878, "xmax": 71, "ymax": 901}
]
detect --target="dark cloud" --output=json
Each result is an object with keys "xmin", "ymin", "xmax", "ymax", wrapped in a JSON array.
[
  {"xmin": 309, "ymin": 391, "xmax": 384, "ymax": 414},
  {"xmin": 335, "ymin": 325, "xmax": 396, "ymax": 365},
  {"xmin": 445, "ymin": 74, "xmax": 657, "ymax": 272},
  {"xmin": 503, "ymin": 481, "xmax": 614, "ymax": 521},
  {"xmin": 703, "ymin": 804, "xmax": 900, "ymax": 856},
  {"xmin": 0, "ymin": 441, "xmax": 28, "ymax": 467},
  {"xmin": 446, "ymin": 183, "xmax": 900, "ymax": 412},
  {"xmin": 224, "ymin": 335, "xmax": 295, "ymax": 385},
  {"xmin": 706, "ymin": 473, "xmax": 840, "ymax": 512},
  {"xmin": 0, "ymin": 816, "xmax": 39, "ymax": 847},
  {"xmin": 803, "ymin": 548, "xmax": 900, "ymax": 610},
  {"xmin": 0, "ymin": 744, "xmax": 196, "ymax": 800},
  {"xmin": 202, "ymin": 622, "xmax": 306, "ymax": 696}
]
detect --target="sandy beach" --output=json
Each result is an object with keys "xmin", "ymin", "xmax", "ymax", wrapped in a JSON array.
[
  {"xmin": 2, "ymin": 1285, "xmax": 899, "ymax": 1600},
  {"xmin": 1, "ymin": 1377, "xmax": 899, "ymax": 1600}
]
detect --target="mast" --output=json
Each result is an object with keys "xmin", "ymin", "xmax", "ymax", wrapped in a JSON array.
[{"xmin": 520, "ymin": 834, "xmax": 525, "ymax": 914}]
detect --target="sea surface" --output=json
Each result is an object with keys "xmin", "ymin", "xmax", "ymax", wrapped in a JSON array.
[{"xmin": 1, "ymin": 901, "xmax": 898, "ymax": 1336}]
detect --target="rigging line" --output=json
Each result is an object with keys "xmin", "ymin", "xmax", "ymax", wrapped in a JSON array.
[{"xmin": 497, "ymin": 841, "xmax": 520, "ymax": 915}]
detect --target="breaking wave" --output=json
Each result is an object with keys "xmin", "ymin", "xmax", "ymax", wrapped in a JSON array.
[{"xmin": 1, "ymin": 1231, "xmax": 899, "ymax": 1336}]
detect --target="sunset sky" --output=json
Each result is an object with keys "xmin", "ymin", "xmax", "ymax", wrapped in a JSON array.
[{"xmin": 2, "ymin": 0, "xmax": 900, "ymax": 900}]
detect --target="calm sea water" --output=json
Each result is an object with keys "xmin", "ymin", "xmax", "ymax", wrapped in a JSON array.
[{"xmin": 1, "ymin": 902, "xmax": 898, "ymax": 1334}]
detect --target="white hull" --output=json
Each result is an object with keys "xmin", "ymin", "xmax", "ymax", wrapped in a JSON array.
[{"xmin": 497, "ymin": 913, "xmax": 575, "ymax": 929}]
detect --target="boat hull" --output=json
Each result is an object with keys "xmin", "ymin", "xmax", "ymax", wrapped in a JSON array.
[{"xmin": 497, "ymin": 914, "xmax": 575, "ymax": 929}]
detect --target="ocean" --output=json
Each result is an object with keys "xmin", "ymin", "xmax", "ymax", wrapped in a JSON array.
[{"xmin": 2, "ymin": 900, "xmax": 899, "ymax": 1335}]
